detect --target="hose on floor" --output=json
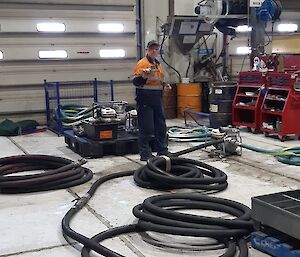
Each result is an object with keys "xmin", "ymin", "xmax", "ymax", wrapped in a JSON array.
[
  {"xmin": 240, "ymin": 144, "xmax": 300, "ymax": 166},
  {"xmin": 62, "ymin": 168, "xmax": 252, "ymax": 257},
  {"xmin": 0, "ymin": 155, "xmax": 93, "ymax": 193},
  {"xmin": 167, "ymin": 127, "xmax": 211, "ymax": 142},
  {"xmin": 134, "ymin": 139, "xmax": 227, "ymax": 192},
  {"xmin": 134, "ymin": 157, "xmax": 228, "ymax": 192},
  {"xmin": 167, "ymin": 127, "xmax": 300, "ymax": 166},
  {"xmin": 62, "ymin": 140, "xmax": 253, "ymax": 257}
]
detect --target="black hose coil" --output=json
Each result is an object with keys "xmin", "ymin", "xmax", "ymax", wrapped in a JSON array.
[
  {"xmin": 62, "ymin": 140, "xmax": 250, "ymax": 257},
  {"xmin": 78, "ymin": 193, "xmax": 253, "ymax": 257},
  {"xmin": 0, "ymin": 155, "xmax": 93, "ymax": 193},
  {"xmin": 134, "ymin": 157, "xmax": 228, "ymax": 192}
]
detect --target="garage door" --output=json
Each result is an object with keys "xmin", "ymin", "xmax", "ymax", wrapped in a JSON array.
[{"xmin": 0, "ymin": 0, "xmax": 138, "ymax": 124}]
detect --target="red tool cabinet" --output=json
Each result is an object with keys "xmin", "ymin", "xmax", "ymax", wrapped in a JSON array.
[
  {"xmin": 261, "ymin": 72, "xmax": 300, "ymax": 141},
  {"xmin": 232, "ymin": 71, "xmax": 267, "ymax": 133}
]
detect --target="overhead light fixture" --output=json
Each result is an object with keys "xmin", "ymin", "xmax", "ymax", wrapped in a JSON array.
[
  {"xmin": 236, "ymin": 25, "xmax": 252, "ymax": 32},
  {"xmin": 37, "ymin": 23, "xmax": 66, "ymax": 32},
  {"xmin": 236, "ymin": 47, "xmax": 251, "ymax": 55},
  {"xmin": 277, "ymin": 23, "xmax": 298, "ymax": 32},
  {"xmin": 39, "ymin": 50, "xmax": 68, "ymax": 59},
  {"xmin": 99, "ymin": 49, "xmax": 125, "ymax": 58},
  {"xmin": 0, "ymin": 51, "xmax": 3, "ymax": 60},
  {"xmin": 98, "ymin": 23, "xmax": 124, "ymax": 33}
]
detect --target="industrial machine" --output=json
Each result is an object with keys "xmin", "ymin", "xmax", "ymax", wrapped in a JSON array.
[
  {"xmin": 194, "ymin": 0, "xmax": 282, "ymax": 35},
  {"xmin": 209, "ymin": 126, "xmax": 242, "ymax": 157},
  {"xmin": 66, "ymin": 102, "xmax": 139, "ymax": 158}
]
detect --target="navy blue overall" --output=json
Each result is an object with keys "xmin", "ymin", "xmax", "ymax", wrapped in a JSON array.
[{"xmin": 133, "ymin": 56, "xmax": 168, "ymax": 158}]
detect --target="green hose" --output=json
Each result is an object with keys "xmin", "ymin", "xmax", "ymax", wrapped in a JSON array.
[
  {"xmin": 167, "ymin": 127, "xmax": 300, "ymax": 166},
  {"xmin": 167, "ymin": 127, "xmax": 211, "ymax": 142},
  {"xmin": 57, "ymin": 104, "xmax": 93, "ymax": 127},
  {"xmin": 241, "ymin": 144, "xmax": 300, "ymax": 166}
]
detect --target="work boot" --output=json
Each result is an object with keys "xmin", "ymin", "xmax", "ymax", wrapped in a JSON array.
[
  {"xmin": 157, "ymin": 150, "xmax": 173, "ymax": 157},
  {"xmin": 140, "ymin": 153, "xmax": 155, "ymax": 161}
]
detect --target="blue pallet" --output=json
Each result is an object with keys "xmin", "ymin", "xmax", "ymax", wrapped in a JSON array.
[{"xmin": 251, "ymin": 232, "xmax": 300, "ymax": 257}]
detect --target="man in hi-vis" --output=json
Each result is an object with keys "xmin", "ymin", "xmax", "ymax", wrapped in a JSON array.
[{"xmin": 132, "ymin": 40, "xmax": 171, "ymax": 161}]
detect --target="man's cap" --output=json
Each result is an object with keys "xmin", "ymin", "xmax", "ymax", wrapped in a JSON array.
[{"xmin": 147, "ymin": 40, "xmax": 160, "ymax": 48}]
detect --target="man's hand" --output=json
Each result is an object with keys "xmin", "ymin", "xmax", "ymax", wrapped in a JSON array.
[
  {"xmin": 142, "ymin": 68, "xmax": 151, "ymax": 79},
  {"xmin": 163, "ymin": 84, "xmax": 172, "ymax": 92}
]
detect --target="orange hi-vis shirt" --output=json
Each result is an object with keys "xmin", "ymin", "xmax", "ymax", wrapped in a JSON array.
[{"xmin": 133, "ymin": 57, "xmax": 164, "ymax": 88}]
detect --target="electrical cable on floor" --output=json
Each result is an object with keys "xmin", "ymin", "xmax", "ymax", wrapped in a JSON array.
[
  {"xmin": 0, "ymin": 155, "xmax": 93, "ymax": 193},
  {"xmin": 62, "ymin": 139, "xmax": 253, "ymax": 257}
]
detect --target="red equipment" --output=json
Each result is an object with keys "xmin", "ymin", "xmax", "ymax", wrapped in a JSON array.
[
  {"xmin": 232, "ymin": 71, "xmax": 267, "ymax": 133},
  {"xmin": 261, "ymin": 72, "xmax": 300, "ymax": 141}
]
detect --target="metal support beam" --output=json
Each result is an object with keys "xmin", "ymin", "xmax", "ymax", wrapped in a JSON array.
[
  {"xmin": 250, "ymin": 6, "xmax": 266, "ymax": 60},
  {"xmin": 169, "ymin": 0, "xmax": 174, "ymax": 17},
  {"xmin": 222, "ymin": 35, "xmax": 228, "ymax": 77},
  {"xmin": 136, "ymin": 0, "xmax": 143, "ymax": 60},
  {"xmin": 168, "ymin": 0, "xmax": 178, "ymax": 83}
]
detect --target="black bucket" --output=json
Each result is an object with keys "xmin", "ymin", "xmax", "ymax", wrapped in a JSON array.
[{"xmin": 209, "ymin": 81, "xmax": 237, "ymax": 128}]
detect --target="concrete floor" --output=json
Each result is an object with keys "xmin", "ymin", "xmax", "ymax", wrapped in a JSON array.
[{"xmin": 0, "ymin": 120, "xmax": 299, "ymax": 257}]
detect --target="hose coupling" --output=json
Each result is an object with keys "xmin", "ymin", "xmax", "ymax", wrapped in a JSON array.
[
  {"xmin": 77, "ymin": 158, "xmax": 87, "ymax": 166},
  {"xmin": 74, "ymin": 194, "xmax": 91, "ymax": 209}
]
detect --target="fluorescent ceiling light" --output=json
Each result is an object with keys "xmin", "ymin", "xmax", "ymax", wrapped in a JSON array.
[
  {"xmin": 236, "ymin": 25, "xmax": 252, "ymax": 32},
  {"xmin": 37, "ymin": 23, "xmax": 66, "ymax": 32},
  {"xmin": 277, "ymin": 23, "xmax": 298, "ymax": 32},
  {"xmin": 39, "ymin": 50, "xmax": 68, "ymax": 59},
  {"xmin": 0, "ymin": 51, "xmax": 3, "ymax": 60},
  {"xmin": 236, "ymin": 47, "xmax": 251, "ymax": 55},
  {"xmin": 98, "ymin": 23, "xmax": 124, "ymax": 33},
  {"xmin": 99, "ymin": 49, "xmax": 125, "ymax": 58}
]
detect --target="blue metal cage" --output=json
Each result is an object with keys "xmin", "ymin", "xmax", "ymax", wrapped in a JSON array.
[{"xmin": 44, "ymin": 78, "xmax": 114, "ymax": 135}]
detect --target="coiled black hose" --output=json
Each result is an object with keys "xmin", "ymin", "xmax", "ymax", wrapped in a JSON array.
[
  {"xmin": 0, "ymin": 155, "xmax": 93, "ymax": 193},
  {"xmin": 76, "ymin": 193, "xmax": 252, "ymax": 257},
  {"xmin": 134, "ymin": 157, "xmax": 228, "ymax": 192},
  {"xmin": 81, "ymin": 193, "xmax": 252, "ymax": 257},
  {"xmin": 62, "ymin": 165, "xmax": 251, "ymax": 257},
  {"xmin": 62, "ymin": 139, "xmax": 252, "ymax": 257}
]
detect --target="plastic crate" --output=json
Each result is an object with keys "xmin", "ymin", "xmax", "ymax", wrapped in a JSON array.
[{"xmin": 44, "ymin": 78, "xmax": 114, "ymax": 135}]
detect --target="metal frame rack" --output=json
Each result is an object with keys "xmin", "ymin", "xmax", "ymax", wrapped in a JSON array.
[
  {"xmin": 261, "ymin": 72, "xmax": 300, "ymax": 141},
  {"xmin": 44, "ymin": 78, "xmax": 114, "ymax": 135},
  {"xmin": 232, "ymin": 71, "xmax": 267, "ymax": 133}
]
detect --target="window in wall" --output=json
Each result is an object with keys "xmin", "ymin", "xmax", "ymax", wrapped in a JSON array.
[
  {"xmin": 39, "ymin": 50, "xmax": 68, "ymax": 59},
  {"xmin": 98, "ymin": 23, "xmax": 124, "ymax": 33},
  {"xmin": 236, "ymin": 47, "xmax": 251, "ymax": 55},
  {"xmin": 37, "ymin": 23, "xmax": 66, "ymax": 32},
  {"xmin": 236, "ymin": 25, "xmax": 252, "ymax": 32},
  {"xmin": 99, "ymin": 49, "xmax": 125, "ymax": 58},
  {"xmin": 277, "ymin": 23, "xmax": 298, "ymax": 32}
]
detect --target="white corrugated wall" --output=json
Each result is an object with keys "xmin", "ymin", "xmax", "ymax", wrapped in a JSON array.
[{"xmin": 0, "ymin": 0, "xmax": 138, "ymax": 124}]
